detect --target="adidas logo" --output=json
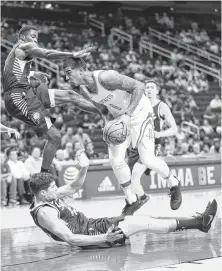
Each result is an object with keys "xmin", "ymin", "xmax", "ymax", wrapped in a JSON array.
[{"xmin": 98, "ymin": 176, "xmax": 115, "ymax": 192}]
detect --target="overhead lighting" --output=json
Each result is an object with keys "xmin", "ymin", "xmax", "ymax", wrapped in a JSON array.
[
  {"xmin": 45, "ymin": 3, "xmax": 52, "ymax": 9},
  {"xmin": 214, "ymin": 9, "xmax": 218, "ymax": 12}
]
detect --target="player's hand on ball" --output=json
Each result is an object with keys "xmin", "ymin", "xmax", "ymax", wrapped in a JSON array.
[
  {"xmin": 73, "ymin": 47, "xmax": 93, "ymax": 58},
  {"xmin": 7, "ymin": 128, "xmax": 20, "ymax": 139},
  {"xmin": 76, "ymin": 150, "xmax": 89, "ymax": 168},
  {"xmin": 104, "ymin": 226, "xmax": 124, "ymax": 245},
  {"xmin": 116, "ymin": 114, "xmax": 131, "ymax": 136}
]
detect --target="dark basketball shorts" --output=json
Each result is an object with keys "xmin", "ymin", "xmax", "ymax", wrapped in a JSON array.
[
  {"xmin": 79, "ymin": 216, "xmax": 126, "ymax": 248},
  {"xmin": 85, "ymin": 216, "xmax": 125, "ymax": 236},
  {"xmin": 4, "ymin": 84, "xmax": 55, "ymax": 137}
]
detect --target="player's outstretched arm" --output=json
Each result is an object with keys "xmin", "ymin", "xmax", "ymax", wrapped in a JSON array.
[
  {"xmin": 37, "ymin": 207, "xmax": 124, "ymax": 247},
  {"xmin": 56, "ymin": 150, "xmax": 89, "ymax": 198},
  {"xmin": 0, "ymin": 124, "xmax": 20, "ymax": 139},
  {"xmin": 155, "ymin": 103, "xmax": 178, "ymax": 138},
  {"xmin": 100, "ymin": 70, "xmax": 145, "ymax": 117},
  {"xmin": 17, "ymin": 42, "xmax": 92, "ymax": 61},
  {"xmin": 53, "ymin": 88, "xmax": 99, "ymax": 114}
]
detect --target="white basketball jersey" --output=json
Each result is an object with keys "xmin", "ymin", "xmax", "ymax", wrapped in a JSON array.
[{"xmin": 82, "ymin": 70, "xmax": 152, "ymax": 119}]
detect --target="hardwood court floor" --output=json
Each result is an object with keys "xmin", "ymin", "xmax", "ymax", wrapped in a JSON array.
[{"xmin": 1, "ymin": 189, "xmax": 221, "ymax": 271}]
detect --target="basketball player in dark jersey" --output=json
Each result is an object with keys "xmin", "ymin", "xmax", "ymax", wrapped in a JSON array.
[
  {"xmin": 3, "ymin": 25, "xmax": 99, "ymax": 173},
  {"xmin": 128, "ymin": 80, "xmax": 178, "ymax": 202},
  {"xmin": 29, "ymin": 150, "xmax": 218, "ymax": 249}
]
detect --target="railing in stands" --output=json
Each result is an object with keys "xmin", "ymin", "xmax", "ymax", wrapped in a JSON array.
[
  {"xmin": 148, "ymin": 27, "xmax": 221, "ymax": 65},
  {"xmin": 111, "ymin": 28, "xmax": 133, "ymax": 51},
  {"xmin": 181, "ymin": 121, "xmax": 200, "ymax": 139},
  {"xmin": 1, "ymin": 38, "xmax": 60, "ymax": 81},
  {"xmin": 88, "ymin": 17, "xmax": 105, "ymax": 37},
  {"xmin": 139, "ymin": 39, "xmax": 221, "ymax": 80}
]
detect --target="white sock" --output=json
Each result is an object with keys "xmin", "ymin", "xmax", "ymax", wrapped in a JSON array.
[
  {"xmin": 122, "ymin": 183, "xmax": 137, "ymax": 204},
  {"xmin": 131, "ymin": 162, "xmax": 147, "ymax": 198},
  {"xmin": 119, "ymin": 216, "xmax": 177, "ymax": 237}
]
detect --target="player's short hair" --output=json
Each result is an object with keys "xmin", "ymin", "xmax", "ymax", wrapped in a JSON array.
[
  {"xmin": 18, "ymin": 25, "xmax": 38, "ymax": 38},
  {"xmin": 30, "ymin": 173, "xmax": 56, "ymax": 195},
  {"xmin": 63, "ymin": 57, "xmax": 87, "ymax": 71},
  {"xmin": 145, "ymin": 79, "xmax": 159, "ymax": 88}
]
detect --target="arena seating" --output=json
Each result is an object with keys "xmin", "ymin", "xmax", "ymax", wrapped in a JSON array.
[{"xmin": 1, "ymin": 4, "xmax": 221, "ymax": 161}]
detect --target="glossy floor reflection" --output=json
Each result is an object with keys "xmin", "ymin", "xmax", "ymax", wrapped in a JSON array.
[
  {"xmin": 1, "ymin": 219, "xmax": 221, "ymax": 271},
  {"xmin": 1, "ymin": 188, "xmax": 221, "ymax": 271}
]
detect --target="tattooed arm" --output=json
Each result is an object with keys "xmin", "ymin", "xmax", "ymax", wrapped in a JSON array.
[{"xmin": 99, "ymin": 70, "xmax": 145, "ymax": 117}]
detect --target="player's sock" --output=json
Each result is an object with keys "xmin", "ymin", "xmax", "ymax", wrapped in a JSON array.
[
  {"xmin": 165, "ymin": 171, "xmax": 179, "ymax": 188},
  {"xmin": 131, "ymin": 162, "xmax": 147, "ymax": 198},
  {"xmin": 41, "ymin": 141, "xmax": 58, "ymax": 172},
  {"xmin": 41, "ymin": 167, "xmax": 49, "ymax": 173},
  {"xmin": 121, "ymin": 181, "xmax": 137, "ymax": 204},
  {"xmin": 174, "ymin": 217, "xmax": 199, "ymax": 231}
]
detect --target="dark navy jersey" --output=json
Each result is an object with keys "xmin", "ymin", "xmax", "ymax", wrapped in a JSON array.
[
  {"xmin": 153, "ymin": 101, "xmax": 165, "ymax": 145},
  {"xmin": 30, "ymin": 198, "xmax": 89, "ymax": 242},
  {"xmin": 3, "ymin": 42, "xmax": 32, "ymax": 94}
]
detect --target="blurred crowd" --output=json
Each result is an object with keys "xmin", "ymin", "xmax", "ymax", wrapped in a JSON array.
[
  {"xmin": 1, "ymin": 9, "xmax": 221, "ymax": 206},
  {"xmin": 154, "ymin": 12, "xmax": 221, "ymax": 55}
]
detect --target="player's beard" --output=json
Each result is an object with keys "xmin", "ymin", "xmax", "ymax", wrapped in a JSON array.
[{"xmin": 70, "ymin": 81, "xmax": 80, "ymax": 90}]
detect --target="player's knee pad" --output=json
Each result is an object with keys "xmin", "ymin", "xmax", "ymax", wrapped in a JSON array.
[{"xmin": 46, "ymin": 126, "xmax": 61, "ymax": 147}]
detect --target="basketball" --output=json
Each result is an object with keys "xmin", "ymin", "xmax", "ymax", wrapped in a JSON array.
[{"xmin": 103, "ymin": 119, "xmax": 128, "ymax": 145}]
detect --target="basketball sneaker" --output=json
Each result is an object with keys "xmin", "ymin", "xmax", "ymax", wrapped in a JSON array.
[
  {"xmin": 168, "ymin": 180, "xmax": 182, "ymax": 210},
  {"xmin": 121, "ymin": 194, "xmax": 150, "ymax": 216},
  {"xmin": 8, "ymin": 200, "xmax": 20, "ymax": 206},
  {"xmin": 194, "ymin": 199, "xmax": 219, "ymax": 233}
]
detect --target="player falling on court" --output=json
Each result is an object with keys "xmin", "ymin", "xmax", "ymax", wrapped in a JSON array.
[
  {"xmin": 63, "ymin": 58, "xmax": 182, "ymax": 216},
  {"xmin": 29, "ymin": 151, "xmax": 219, "ymax": 249},
  {"xmin": 2, "ymin": 25, "xmax": 99, "ymax": 174},
  {"xmin": 128, "ymin": 80, "xmax": 178, "ymax": 200}
]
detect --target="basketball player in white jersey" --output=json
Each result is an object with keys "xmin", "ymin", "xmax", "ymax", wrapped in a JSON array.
[
  {"xmin": 63, "ymin": 58, "xmax": 182, "ymax": 216},
  {"xmin": 129, "ymin": 80, "xmax": 178, "ymax": 200}
]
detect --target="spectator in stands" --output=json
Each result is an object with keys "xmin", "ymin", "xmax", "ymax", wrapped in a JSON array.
[
  {"xmin": 24, "ymin": 147, "xmax": 42, "ymax": 176},
  {"xmin": 55, "ymin": 149, "xmax": 65, "ymax": 162},
  {"xmin": 82, "ymin": 114, "xmax": 97, "ymax": 130},
  {"xmin": 85, "ymin": 142, "xmax": 98, "ymax": 160},
  {"xmin": 200, "ymin": 144, "xmax": 210, "ymax": 156},
  {"xmin": 73, "ymin": 127, "xmax": 92, "ymax": 149},
  {"xmin": 192, "ymin": 143, "xmax": 203, "ymax": 157},
  {"xmin": 6, "ymin": 148, "xmax": 29, "ymax": 204},
  {"xmin": 163, "ymin": 145, "xmax": 174, "ymax": 158},
  {"xmin": 181, "ymin": 142, "xmax": 190, "ymax": 156},
  {"xmin": 201, "ymin": 119, "xmax": 214, "ymax": 135},
  {"xmin": 1, "ymin": 152, "xmax": 18, "ymax": 206},
  {"xmin": 126, "ymin": 50, "xmax": 137, "ymax": 63},
  {"xmin": 187, "ymin": 95, "xmax": 199, "ymax": 111},
  {"xmin": 209, "ymin": 41, "xmax": 219, "ymax": 54},
  {"xmin": 216, "ymin": 121, "xmax": 221, "ymax": 135},
  {"xmin": 175, "ymin": 126, "xmax": 186, "ymax": 143},
  {"xmin": 203, "ymin": 136, "xmax": 212, "ymax": 148},
  {"xmin": 209, "ymin": 95, "xmax": 221, "ymax": 110},
  {"xmin": 61, "ymin": 127, "xmax": 75, "ymax": 147},
  {"xmin": 63, "ymin": 142, "xmax": 75, "ymax": 160},
  {"xmin": 51, "ymin": 107, "xmax": 64, "ymax": 127},
  {"xmin": 209, "ymin": 138, "xmax": 221, "ymax": 154},
  {"xmin": 203, "ymin": 107, "xmax": 219, "ymax": 128}
]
